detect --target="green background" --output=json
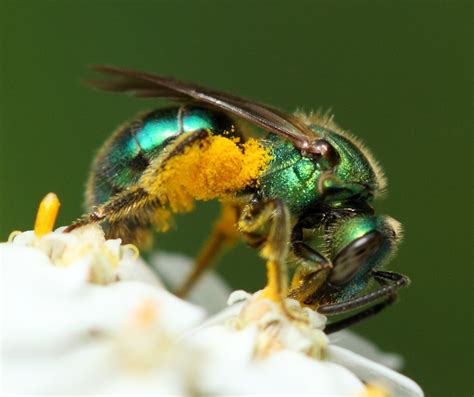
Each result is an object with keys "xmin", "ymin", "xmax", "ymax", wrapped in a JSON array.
[{"xmin": 0, "ymin": 1, "xmax": 471, "ymax": 395}]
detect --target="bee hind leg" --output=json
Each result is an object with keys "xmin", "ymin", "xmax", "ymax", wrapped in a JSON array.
[{"xmin": 64, "ymin": 187, "xmax": 159, "ymax": 246}]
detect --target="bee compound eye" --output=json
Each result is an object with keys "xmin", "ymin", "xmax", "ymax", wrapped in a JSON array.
[
  {"xmin": 309, "ymin": 139, "xmax": 340, "ymax": 168},
  {"xmin": 329, "ymin": 230, "xmax": 383, "ymax": 286}
]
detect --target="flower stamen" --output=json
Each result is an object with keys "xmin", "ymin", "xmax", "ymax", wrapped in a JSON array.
[
  {"xmin": 7, "ymin": 230, "xmax": 22, "ymax": 242},
  {"xmin": 34, "ymin": 193, "xmax": 60, "ymax": 237},
  {"xmin": 121, "ymin": 243, "xmax": 140, "ymax": 260},
  {"xmin": 356, "ymin": 384, "xmax": 390, "ymax": 397}
]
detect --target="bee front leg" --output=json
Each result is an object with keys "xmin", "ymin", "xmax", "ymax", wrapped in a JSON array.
[
  {"xmin": 287, "ymin": 223, "xmax": 333, "ymax": 303},
  {"xmin": 238, "ymin": 199, "xmax": 291, "ymax": 306},
  {"xmin": 322, "ymin": 271, "xmax": 408, "ymax": 333},
  {"xmin": 318, "ymin": 270, "xmax": 409, "ymax": 316}
]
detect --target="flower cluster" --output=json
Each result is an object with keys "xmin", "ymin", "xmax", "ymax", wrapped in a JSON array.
[{"xmin": 1, "ymin": 197, "xmax": 423, "ymax": 396}]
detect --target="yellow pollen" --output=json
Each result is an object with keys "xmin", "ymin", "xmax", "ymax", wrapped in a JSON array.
[
  {"xmin": 355, "ymin": 384, "xmax": 390, "ymax": 397},
  {"xmin": 34, "ymin": 193, "xmax": 61, "ymax": 237},
  {"xmin": 149, "ymin": 135, "xmax": 272, "ymax": 213}
]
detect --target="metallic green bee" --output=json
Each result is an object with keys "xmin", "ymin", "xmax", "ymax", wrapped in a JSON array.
[{"xmin": 66, "ymin": 66, "xmax": 409, "ymax": 332}]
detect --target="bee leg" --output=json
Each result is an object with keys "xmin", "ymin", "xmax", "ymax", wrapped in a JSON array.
[
  {"xmin": 287, "ymin": 256, "xmax": 330, "ymax": 302},
  {"xmin": 64, "ymin": 187, "xmax": 157, "ymax": 238},
  {"xmin": 319, "ymin": 271, "xmax": 409, "ymax": 333},
  {"xmin": 324, "ymin": 295, "xmax": 396, "ymax": 334},
  {"xmin": 287, "ymin": 223, "xmax": 333, "ymax": 302},
  {"xmin": 318, "ymin": 271, "xmax": 409, "ymax": 315},
  {"xmin": 67, "ymin": 129, "xmax": 213, "ymax": 238},
  {"xmin": 175, "ymin": 202, "xmax": 239, "ymax": 298},
  {"xmin": 238, "ymin": 199, "xmax": 291, "ymax": 309}
]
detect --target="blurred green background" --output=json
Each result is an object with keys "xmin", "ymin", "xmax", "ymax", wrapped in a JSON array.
[{"xmin": 0, "ymin": 1, "xmax": 471, "ymax": 395}]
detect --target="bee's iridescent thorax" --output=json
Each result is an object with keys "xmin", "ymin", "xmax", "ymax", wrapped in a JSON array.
[{"xmin": 258, "ymin": 124, "xmax": 383, "ymax": 215}]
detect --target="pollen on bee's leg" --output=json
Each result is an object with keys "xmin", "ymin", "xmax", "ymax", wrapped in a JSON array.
[
  {"xmin": 34, "ymin": 192, "xmax": 61, "ymax": 237},
  {"xmin": 149, "ymin": 135, "xmax": 272, "ymax": 212}
]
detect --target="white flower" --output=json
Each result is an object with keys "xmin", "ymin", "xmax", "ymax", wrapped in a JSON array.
[
  {"xmin": 8, "ymin": 224, "xmax": 161, "ymax": 286},
  {"xmin": 1, "ymin": 223, "xmax": 423, "ymax": 396}
]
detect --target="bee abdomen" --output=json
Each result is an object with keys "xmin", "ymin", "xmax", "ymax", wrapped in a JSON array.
[{"xmin": 86, "ymin": 106, "xmax": 238, "ymax": 208}]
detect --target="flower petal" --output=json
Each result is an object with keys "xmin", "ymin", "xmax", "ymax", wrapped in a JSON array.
[
  {"xmin": 187, "ymin": 324, "xmax": 364, "ymax": 396},
  {"xmin": 151, "ymin": 251, "xmax": 232, "ymax": 314},
  {"xmin": 1, "ymin": 242, "xmax": 207, "ymax": 395},
  {"xmin": 115, "ymin": 255, "xmax": 163, "ymax": 286},
  {"xmin": 3, "ymin": 341, "xmax": 116, "ymax": 394},
  {"xmin": 330, "ymin": 330, "xmax": 403, "ymax": 370},
  {"xmin": 2, "ymin": 236, "xmax": 423, "ymax": 396},
  {"xmin": 327, "ymin": 345, "xmax": 424, "ymax": 397}
]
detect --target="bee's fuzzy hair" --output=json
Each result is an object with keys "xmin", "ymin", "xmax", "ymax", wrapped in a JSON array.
[{"xmin": 294, "ymin": 109, "xmax": 388, "ymax": 198}]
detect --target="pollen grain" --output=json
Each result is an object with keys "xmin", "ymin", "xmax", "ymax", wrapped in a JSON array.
[{"xmin": 151, "ymin": 135, "xmax": 272, "ymax": 212}]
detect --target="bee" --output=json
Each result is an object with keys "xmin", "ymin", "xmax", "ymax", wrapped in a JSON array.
[{"xmin": 66, "ymin": 66, "xmax": 409, "ymax": 332}]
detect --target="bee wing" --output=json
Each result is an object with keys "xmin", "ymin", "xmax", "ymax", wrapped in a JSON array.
[{"xmin": 87, "ymin": 65, "xmax": 316, "ymax": 150}]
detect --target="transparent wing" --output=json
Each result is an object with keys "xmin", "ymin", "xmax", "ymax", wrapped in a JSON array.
[{"xmin": 87, "ymin": 65, "xmax": 317, "ymax": 150}]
